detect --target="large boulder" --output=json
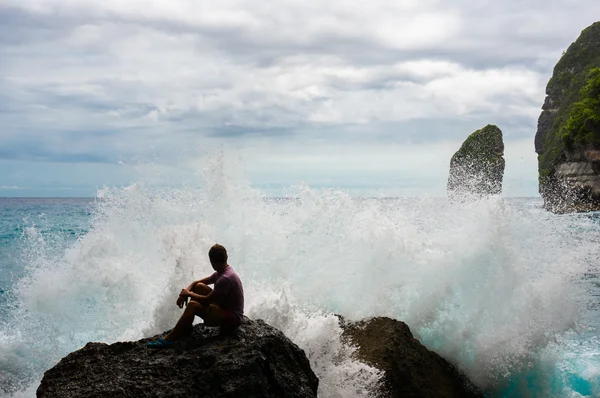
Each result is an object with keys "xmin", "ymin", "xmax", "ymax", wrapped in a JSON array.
[
  {"xmin": 535, "ymin": 21, "xmax": 600, "ymax": 213},
  {"xmin": 341, "ymin": 317, "xmax": 482, "ymax": 398},
  {"xmin": 37, "ymin": 319, "xmax": 318, "ymax": 398},
  {"xmin": 447, "ymin": 124, "xmax": 505, "ymax": 198}
]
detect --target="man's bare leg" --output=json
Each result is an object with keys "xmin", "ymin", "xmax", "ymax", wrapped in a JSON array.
[{"xmin": 164, "ymin": 283, "xmax": 213, "ymax": 341}]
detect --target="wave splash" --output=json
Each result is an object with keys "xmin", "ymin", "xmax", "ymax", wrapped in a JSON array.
[{"xmin": 1, "ymin": 153, "xmax": 600, "ymax": 397}]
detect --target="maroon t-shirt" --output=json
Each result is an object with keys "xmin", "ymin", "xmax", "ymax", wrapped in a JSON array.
[{"xmin": 208, "ymin": 265, "xmax": 244, "ymax": 322}]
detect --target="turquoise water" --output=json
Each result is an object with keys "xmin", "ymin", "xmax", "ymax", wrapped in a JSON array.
[
  {"xmin": 1, "ymin": 176, "xmax": 600, "ymax": 397},
  {"xmin": 0, "ymin": 199, "xmax": 92, "ymax": 318}
]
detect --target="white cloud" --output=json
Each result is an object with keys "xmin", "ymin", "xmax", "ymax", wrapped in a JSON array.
[
  {"xmin": 1, "ymin": 0, "xmax": 599, "ymax": 194},
  {"xmin": 3, "ymin": 1, "xmax": 586, "ymax": 135}
]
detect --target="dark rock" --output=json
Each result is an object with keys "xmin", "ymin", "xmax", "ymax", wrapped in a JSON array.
[
  {"xmin": 447, "ymin": 124, "xmax": 505, "ymax": 198},
  {"xmin": 37, "ymin": 319, "xmax": 318, "ymax": 398},
  {"xmin": 535, "ymin": 21, "xmax": 600, "ymax": 213},
  {"xmin": 341, "ymin": 317, "xmax": 482, "ymax": 398}
]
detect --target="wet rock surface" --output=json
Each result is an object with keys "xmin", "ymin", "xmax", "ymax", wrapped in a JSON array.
[
  {"xmin": 341, "ymin": 317, "xmax": 482, "ymax": 398},
  {"xmin": 37, "ymin": 319, "xmax": 318, "ymax": 398}
]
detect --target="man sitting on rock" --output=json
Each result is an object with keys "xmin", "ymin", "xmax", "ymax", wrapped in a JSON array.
[{"xmin": 148, "ymin": 243, "xmax": 245, "ymax": 348}]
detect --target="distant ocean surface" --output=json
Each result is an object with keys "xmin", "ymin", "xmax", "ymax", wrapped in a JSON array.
[{"xmin": 1, "ymin": 177, "xmax": 600, "ymax": 396}]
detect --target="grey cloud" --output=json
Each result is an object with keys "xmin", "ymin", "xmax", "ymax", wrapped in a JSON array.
[
  {"xmin": 106, "ymin": 1, "xmax": 598, "ymax": 71},
  {"xmin": 0, "ymin": 140, "xmax": 113, "ymax": 163},
  {"xmin": 2, "ymin": 1, "xmax": 584, "ymax": 72},
  {"xmin": 28, "ymin": 86, "xmax": 121, "ymax": 112},
  {"xmin": 207, "ymin": 125, "xmax": 292, "ymax": 138},
  {"xmin": 1, "ymin": 1, "xmax": 599, "ymax": 168}
]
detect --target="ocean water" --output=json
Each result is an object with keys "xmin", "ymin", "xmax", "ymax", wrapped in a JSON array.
[{"xmin": 1, "ymin": 160, "xmax": 600, "ymax": 397}]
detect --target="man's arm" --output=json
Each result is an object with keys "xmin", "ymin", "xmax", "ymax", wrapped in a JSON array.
[
  {"xmin": 180, "ymin": 274, "xmax": 229, "ymax": 306},
  {"xmin": 179, "ymin": 288, "xmax": 216, "ymax": 306},
  {"xmin": 186, "ymin": 275, "xmax": 215, "ymax": 291},
  {"xmin": 177, "ymin": 275, "xmax": 216, "ymax": 307},
  {"xmin": 183, "ymin": 276, "xmax": 230, "ymax": 306}
]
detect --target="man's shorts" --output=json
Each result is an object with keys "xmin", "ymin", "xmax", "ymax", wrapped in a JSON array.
[{"xmin": 200, "ymin": 304, "xmax": 241, "ymax": 327}]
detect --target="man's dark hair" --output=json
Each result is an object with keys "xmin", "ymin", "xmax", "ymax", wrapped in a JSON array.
[{"xmin": 209, "ymin": 244, "xmax": 228, "ymax": 265}]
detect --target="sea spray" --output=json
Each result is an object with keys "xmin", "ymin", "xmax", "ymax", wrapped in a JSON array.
[{"xmin": 0, "ymin": 154, "xmax": 599, "ymax": 397}]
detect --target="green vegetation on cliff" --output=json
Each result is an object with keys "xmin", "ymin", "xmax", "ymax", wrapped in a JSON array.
[
  {"xmin": 538, "ymin": 22, "xmax": 600, "ymax": 181},
  {"xmin": 562, "ymin": 68, "xmax": 600, "ymax": 148}
]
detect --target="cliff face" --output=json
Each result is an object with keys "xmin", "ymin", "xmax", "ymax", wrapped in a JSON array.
[
  {"xmin": 535, "ymin": 21, "xmax": 600, "ymax": 213},
  {"xmin": 447, "ymin": 125, "xmax": 505, "ymax": 198},
  {"xmin": 37, "ymin": 320, "xmax": 319, "ymax": 398}
]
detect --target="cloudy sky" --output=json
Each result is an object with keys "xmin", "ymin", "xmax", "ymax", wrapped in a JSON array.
[{"xmin": 1, "ymin": 1, "xmax": 599, "ymax": 197}]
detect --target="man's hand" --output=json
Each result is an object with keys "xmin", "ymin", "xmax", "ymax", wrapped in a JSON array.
[
  {"xmin": 177, "ymin": 288, "xmax": 191, "ymax": 308},
  {"xmin": 176, "ymin": 295, "xmax": 188, "ymax": 308}
]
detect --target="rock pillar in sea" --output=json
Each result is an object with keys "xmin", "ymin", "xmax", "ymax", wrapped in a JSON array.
[
  {"xmin": 535, "ymin": 21, "xmax": 600, "ymax": 213},
  {"xmin": 447, "ymin": 124, "xmax": 505, "ymax": 199}
]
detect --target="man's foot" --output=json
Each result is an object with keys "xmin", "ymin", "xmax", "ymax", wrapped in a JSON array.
[
  {"xmin": 164, "ymin": 325, "xmax": 193, "ymax": 341},
  {"xmin": 146, "ymin": 338, "xmax": 176, "ymax": 349}
]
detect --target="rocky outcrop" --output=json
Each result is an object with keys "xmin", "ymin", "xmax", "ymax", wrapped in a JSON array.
[
  {"xmin": 37, "ymin": 320, "xmax": 318, "ymax": 398},
  {"xmin": 447, "ymin": 124, "xmax": 505, "ymax": 198},
  {"xmin": 341, "ymin": 317, "xmax": 482, "ymax": 398},
  {"xmin": 37, "ymin": 316, "xmax": 483, "ymax": 398},
  {"xmin": 535, "ymin": 21, "xmax": 600, "ymax": 213}
]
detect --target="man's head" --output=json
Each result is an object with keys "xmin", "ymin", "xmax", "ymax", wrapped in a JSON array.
[{"xmin": 208, "ymin": 243, "xmax": 228, "ymax": 271}]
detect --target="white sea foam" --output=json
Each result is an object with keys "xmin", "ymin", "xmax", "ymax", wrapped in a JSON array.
[{"xmin": 1, "ymin": 153, "xmax": 600, "ymax": 397}]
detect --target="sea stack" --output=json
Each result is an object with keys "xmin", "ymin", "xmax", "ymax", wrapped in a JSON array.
[
  {"xmin": 447, "ymin": 124, "xmax": 505, "ymax": 198},
  {"xmin": 535, "ymin": 21, "xmax": 600, "ymax": 213}
]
